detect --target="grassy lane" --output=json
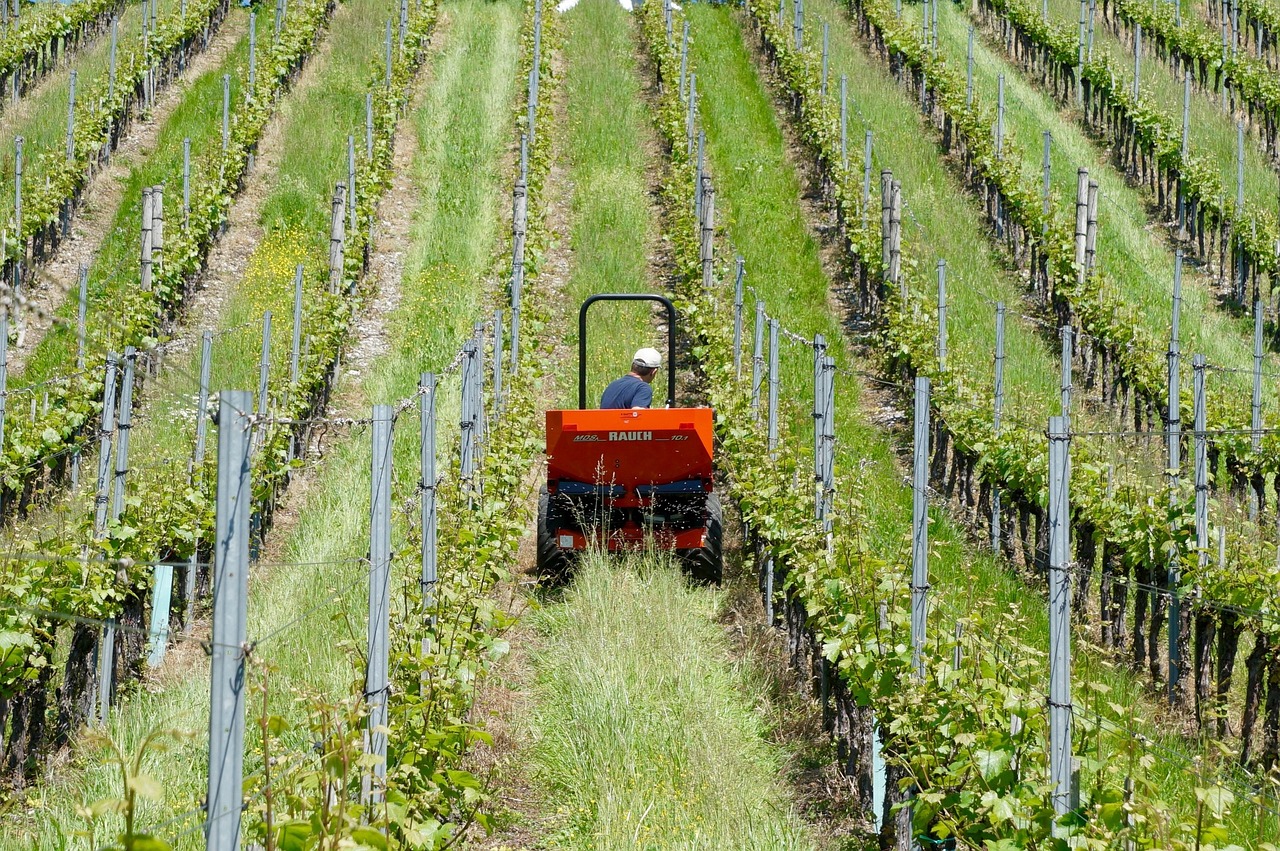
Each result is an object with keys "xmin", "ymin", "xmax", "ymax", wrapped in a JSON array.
[
  {"xmin": 901, "ymin": 0, "xmax": 1275, "ymax": 410},
  {"xmin": 559, "ymin": 0, "xmax": 660, "ymax": 407},
  {"xmin": 494, "ymin": 4, "xmax": 816, "ymax": 848},
  {"xmin": 523, "ymin": 555, "xmax": 815, "ymax": 851},
  {"xmin": 0, "ymin": 0, "xmax": 177, "ymax": 211},
  {"xmin": 0, "ymin": 0, "xmax": 520, "ymax": 845},
  {"xmin": 690, "ymin": 4, "xmax": 1271, "ymax": 836}
]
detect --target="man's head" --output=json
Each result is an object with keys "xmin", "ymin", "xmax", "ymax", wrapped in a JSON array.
[{"xmin": 630, "ymin": 347, "xmax": 662, "ymax": 384}]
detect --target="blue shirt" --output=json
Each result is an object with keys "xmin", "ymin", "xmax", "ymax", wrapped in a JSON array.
[{"xmin": 600, "ymin": 375, "xmax": 653, "ymax": 409}]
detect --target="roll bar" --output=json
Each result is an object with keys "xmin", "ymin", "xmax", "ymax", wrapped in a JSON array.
[{"xmin": 578, "ymin": 294, "xmax": 677, "ymax": 409}]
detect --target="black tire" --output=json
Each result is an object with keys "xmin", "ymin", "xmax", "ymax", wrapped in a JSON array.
[
  {"xmin": 536, "ymin": 487, "xmax": 574, "ymax": 585},
  {"xmin": 680, "ymin": 491, "xmax": 723, "ymax": 585}
]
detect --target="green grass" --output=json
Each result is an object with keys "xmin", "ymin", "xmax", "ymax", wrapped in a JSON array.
[
  {"xmin": 919, "ymin": 0, "xmax": 1279, "ymax": 412},
  {"xmin": 20, "ymin": 7, "xmax": 250, "ymax": 383},
  {"xmin": 0, "ymin": 0, "xmax": 520, "ymax": 845},
  {"xmin": 560, "ymin": 0, "xmax": 664, "ymax": 409},
  {"xmin": 521, "ymin": 553, "xmax": 815, "ymax": 850},
  {"xmin": 690, "ymin": 2, "xmax": 1275, "ymax": 837},
  {"xmin": 0, "ymin": 0, "xmax": 178, "ymax": 214}
]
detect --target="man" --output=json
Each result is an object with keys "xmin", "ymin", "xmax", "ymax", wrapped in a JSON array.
[{"xmin": 600, "ymin": 348, "xmax": 662, "ymax": 409}]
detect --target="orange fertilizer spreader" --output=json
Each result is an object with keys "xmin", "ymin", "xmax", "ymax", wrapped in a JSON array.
[{"xmin": 536, "ymin": 295, "xmax": 721, "ymax": 584}]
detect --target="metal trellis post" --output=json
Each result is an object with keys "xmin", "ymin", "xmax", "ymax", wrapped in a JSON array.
[
  {"xmin": 1047, "ymin": 415, "xmax": 1073, "ymax": 826},
  {"xmin": 911, "ymin": 375, "xmax": 930, "ymax": 676},
  {"xmin": 365, "ymin": 404, "xmax": 393, "ymax": 803}
]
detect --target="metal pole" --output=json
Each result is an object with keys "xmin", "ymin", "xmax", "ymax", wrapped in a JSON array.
[
  {"xmin": 752, "ymin": 301, "xmax": 765, "ymax": 417},
  {"xmin": 206, "ymin": 391, "xmax": 252, "ymax": 851},
  {"xmin": 76, "ymin": 266, "xmax": 87, "ymax": 370},
  {"xmin": 680, "ymin": 21, "xmax": 688, "ymax": 101},
  {"xmin": 1047, "ymin": 415, "xmax": 1073, "ymax": 824},
  {"xmin": 1133, "ymin": 23, "xmax": 1142, "ymax": 100},
  {"xmin": 694, "ymin": 132, "xmax": 704, "ymax": 221},
  {"xmin": 768, "ymin": 318, "xmax": 779, "ymax": 455},
  {"xmin": 257, "ymin": 311, "xmax": 272, "ymax": 418},
  {"xmin": 996, "ymin": 75, "xmax": 1005, "ymax": 159},
  {"xmin": 290, "ymin": 266, "xmax": 303, "ymax": 386},
  {"xmin": 183, "ymin": 138, "xmax": 191, "ymax": 220},
  {"xmin": 365, "ymin": 404, "xmax": 393, "ymax": 803},
  {"xmin": 911, "ymin": 376, "xmax": 930, "ymax": 677},
  {"xmin": 0, "ymin": 311, "xmax": 6, "ymax": 512},
  {"xmin": 701, "ymin": 180, "xmax": 715, "ymax": 291},
  {"xmin": 794, "ymin": 0, "xmax": 803, "ymax": 49},
  {"xmin": 349, "ymin": 135, "xmax": 357, "ymax": 236},
  {"xmin": 993, "ymin": 303, "xmax": 1005, "ymax": 552},
  {"xmin": 1077, "ymin": 0, "xmax": 1086, "ymax": 103},
  {"xmin": 1061, "ymin": 326, "xmax": 1072, "ymax": 417},
  {"xmin": 813, "ymin": 333, "xmax": 826, "ymax": 518},
  {"xmin": 840, "ymin": 75, "xmax": 847, "ymax": 170},
  {"xmin": 687, "ymin": 74, "xmax": 697, "ymax": 155},
  {"xmin": 109, "ymin": 17, "xmax": 117, "ymax": 101},
  {"xmin": 195, "ymin": 333, "xmax": 213, "ymax": 466},
  {"xmin": 1075, "ymin": 169, "xmax": 1089, "ymax": 282},
  {"xmin": 1252, "ymin": 300, "xmax": 1263, "ymax": 517},
  {"xmin": 460, "ymin": 340, "xmax": 478, "ymax": 481},
  {"xmin": 1042, "ymin": 132, "xmax": 1052, "ymax": 226},
  {"xmin": 329, "ymin": 183, "xmax": 346, "ymax": 295},
  {"xmin": 65, "ymin": 71, "xmax": 75, "ymax": 162},
  {"xmin": 248, "ymin": 13, "xmax": 256, "ymax": 93},
  {"xmin": 493, "ymin": 308, "xmax": 504, "ymax": 413},
  {"xmin": 366, "ymin": 92, "xmax": 374, "ymax": 158},
  {"xmin": 419, "ymin": 373, "xmax": 437, "ymax": 655},
  {"xmin": 140, "ymin": 188, "xmax": 153, "ymax": 292},
  {"xmin": 821, "ymin": 22, "xmax": 829, "ymax": 98},
  {"xmin": 967, "ymin": 27, "xmax": 975, "ymax": 106},
  {"xmin": 152, "ymin": 186, "xmax": 164, "ymax": 276},
  {"xmin": 936, "ymin": 260, "xmax": 947, "ymax": 372},
  {"xmin": 863, "ymin": 131, "xmax": 873, "ymax": 218},
  {"xmin": 733, "ymin": 257, "xmax": 745, "ymax": 380},
  {"xmin": 385, "ymin": 19, "xmax": 393, "ymax": 89},
  {"xmin": 222, "ymin": 74, "xmax": 230, "ymax": 151},
  {"xmin": 112, "ymin": 348, "xmax": 136, "ymax": 522},
  {"xmin": 94, "ymin": 354, "xmax": 120, "ymax": 539}
]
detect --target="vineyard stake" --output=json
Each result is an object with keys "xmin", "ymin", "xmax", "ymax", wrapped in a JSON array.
[
  {"xmin": 13, "ymin": 136, "xmax": 21, "ymax": 310},
  {"xmin": 348, "ymin": 135, "xmax": 357, "ymax": 237},
  {"xmin": 778, "ymin": 0, "xmax": 784, "ymax": 28},
  {"xmin": 911, "ymin": 375, "xmax": 930, "ymax": 677},
  {"xmin": 109, "ymin": 16, "xmax": 117, "ymax": 100},
  {"xmin": 530, "ymin": 0, "xmax": 542, "ymax": 149},
  {"xmin": 1088, "ymin": 0, "xmax": 1096, "ymax": 57},
  {"xmin": 1133, "ymin": 23, "xmax": 1142, "ymax": 100},
  {"xmin": 0, "ymin": 309, "xmax": 6, "ymax": 514},
  {"xmin": 186, "ymin": 332, "xmax": 213, "ymax": 632},
  {"xmin": 76, "ymin": 266, "xmax": 87, "ymax": 370},
  {"xmin": 1042, "ymin": 132, "xmax": 1052, "ymax": 232},
  {"xmin": 511, "ymin": 177, "xmax": 527, "ymax": 375},
  {"xmin": 794, "ymin": 0, "xmax": 803, "ymax": 49},
  {"xmin": 365, "ymin": 404, "xmax": 393, "ymax": 805},
  {"xmin": 694, "ymin": 131, "xmax": 704, "ymax": 221},
  {"xmin": 1178, "ymin": 72, "xmax": 1189, "ymax": 239},
  {"xmin": 1237, "ymin": 122, "xmax": 1246, "ymax": 300},
  {"xmin": 936, "ymin": 260, "xmax": 947, "ymax": 371},
  {"xmin": 275, "ymin": 0, "xmax": 282, "ymax": 41},
  {"xmin": 752, "ymin": 300, "xmax": 765, "ymax": 418},
  {"xmin": 767, "ymin": 318, "xmax": 779, "ymax": 456},
  {"xmin": 862, "ymin": 131, "xmax": 872, "ymax": 221},
  {"xmin": 679, "ymin": 21, "xmax": 688, "ymax": 101},
  {"xmin": 399, "ymin": 0, "xmax": 408, "ymax": 53},
  {"xmin": 1085, "ymin": 180, "xmax": 1098, "ymax": 274},
  {"xmin": 889, "ymin": 181, "xmax": 902, "ymax": 296},
  {"xmin": 329, "ymin": 183, "xmax": 346, "ymax": 295},
  {"xmin": 996, "ymin": 75, "xmax": 1005, "ymax": 160},
  {"xmin": 967, "ymin": 26, "xmax": 974, "ymax": 106},
  {"xmin": 290, "ymin": 265, "xmax": 303, "ymax": 388},
  {"xmin": 257, "ymin": 311, "xmax": 272, "ymax": 422},
  {"xmin": 821, "ymin": 356, "xmax": 835, "ymax": 541},
  {"xmin": 366, "ymin": 92, "xmax": 374, "ymax": 158},
  {"xmin": 813, "ymin": 334, "xmax": 827, "ymax": 519},
  {"xmin": 1181, "ymin": 353, "xmax": 1209, "ymax": 703},
  {"xmin": 992, "ymin": 303, "xmax": 1006, "ymax": 552},
  {"xmin": 141, "ymin": 189, "xmax": 154, "ymax": 293},
  {"xmin": 460, "ymin": 339, "xmax": 478, "ymax": 484},
  {"xmin": 1077, "ymin": 0, "xmax": 1085, "ymax": 104},
  {"xmin": 152, "ymin": 186, "xmax": 164, "ymax": 276},
  {"xmin": 65, "ymin": 70, "xmax": 76, "ymax": 163},
  {"xmin": 248, "ymin": 13, "xmax": 256, "ymax": 94},
  {"xmin": 420, "ymin": 372, "xmax": 437, "ymax": 660},
  {"xmin": 493, "ymin": 308, "xmax": 504, "ymax": 414},
  {"xmin": 1061, "ymin": 326, "xmax": 1072, "ymax": 417},
  {"xmin": 700, "ymin": 179, "xmax": 715, "ymax": 291},
  {"xmin": 1251, "ymin": 299, "xmax": 1263, "ymax": 519},
  {"xmin": 1074, "ymin": 168, "xmax": 1088, "ymax": 283},
  {"xmin": 880, "ymin": 170, "xmax": 892, "ymax": 274},
  {"xmin": 519, "ymin": 132, "xmax": 528, "ymax": 182},
  {"xmin": 206, "ymin": 390, "xmax": 252, "ymax": 851},
  {"xmin": 92, "ymin": 350, "xmax": 123, "ymax": 726},
  {"xmin": 385, "ymin": 19, "xmax": 393, "ymax": 89},
  {"xmin": 839, "ymin": 75, "xmax": 847, "ymax": 169},
  {"xmin": 1047, "ymin": 415, "xmax": 1072, "ymax": 826},
  {"xmin": 183, "ymin": 138, "xmax": 191, "ymax": 221},
  {"xmin": 113, "ymin": 348, "xmax": 137, "ymax": 521},
  {"xmin": 821, "ymin": 22, "xmax": 828, "ymax": 97},
  {"xmin": 733, "ymin": 256, "xmax": 745, "ymax": 380},
  {"xmin": 686, "ymin": 73, "xmax": 697, "ymax": 155},
  {"xmin": 221, "ymin": 74, "xmax": 229, "ymax": 151}
]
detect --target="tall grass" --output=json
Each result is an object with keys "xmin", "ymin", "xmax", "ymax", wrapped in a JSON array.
[
  {"xmin": 0, "ymin": 0, "xmax": 520, "ymax": 846},
  {"xmin": 524, "ymin": 552, "xmax": 815, "ymax": 851},
  {"xmin": 560, "ymin": 0, "xmax": 665, "ymax": 409},
  {"xmin": 691, "ymin": 3, "xmax": 1272, "ymax": 837}
]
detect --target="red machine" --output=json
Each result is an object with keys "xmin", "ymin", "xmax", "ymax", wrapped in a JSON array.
[{"xmin": 536, "ymin": 295, "xmax": 721, "ymax": 584}]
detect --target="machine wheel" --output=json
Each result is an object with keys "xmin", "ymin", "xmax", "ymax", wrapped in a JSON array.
[
  {"xmin": 680, "ymin": 491, "xmax": 723, "ymax": 586},
  {"xmin": 536, "ymin": 487, "xmax": 573, "ymax": 585}
]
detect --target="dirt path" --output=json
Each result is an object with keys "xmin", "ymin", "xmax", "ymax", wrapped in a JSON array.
[{"xmin": 8, "ymin": 11, "xmax": 248, "ymax": 373}]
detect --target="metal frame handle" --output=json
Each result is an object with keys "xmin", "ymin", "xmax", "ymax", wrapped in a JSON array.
[{"xmin": 578, "ymin": 294, "xmax": 677, "ymax": 409}]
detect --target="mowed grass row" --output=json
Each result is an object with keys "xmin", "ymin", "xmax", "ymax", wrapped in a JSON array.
[
  {"xmin": 20, "ymin": 8, "xmax": 250, "ymax": 382},
  {"xmin": 689, "ymin": 3, "xmax": 1271, "ymax": 836},
  {"xmin": 0, "ymin": 0, "xmax": 520, "ymax": 844},
  {"xmin": 899, "ymin": 1, "xmax": 1277, "ymax": 421},
  {"xmin": 120, "ymin": 0, "xmax": 400, "ymax": 469},
  {"xmin": 560, "ymin": 0, "xmax": 661, "ymax": 408},
  {"xmin": 0, "ymin": 0, "xmax": 178, "ymax": 212},
  {"xmin": 505, "ymin": 4, "xmax": 814, "ymax": 848}
]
